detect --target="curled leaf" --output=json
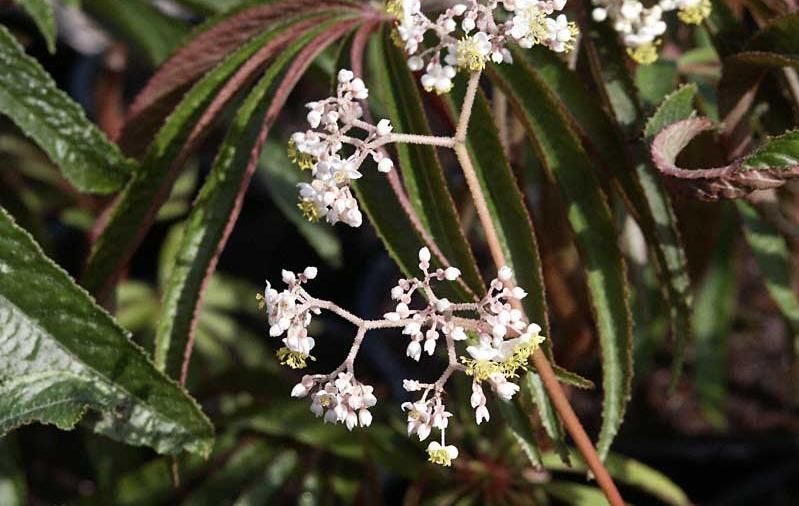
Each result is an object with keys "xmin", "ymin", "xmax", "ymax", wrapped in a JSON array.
[{"xmin": 650, "ymin": 116, "xmax": 799, "ymax": 200}]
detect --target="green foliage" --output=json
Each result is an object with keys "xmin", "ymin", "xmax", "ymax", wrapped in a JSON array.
[
  {"xmin": 0, "ymin": 207, "xmax": 213, "ymax": 456},
  {"xmin": 12, "ymin": 0, "xmax": 56, "ymax": 52},
  {"xmin": 0, "ymin": 26, "xmax": 134, "ymax": 193},
  {"xmin": 490, "ymin": 52, "xmax": 634, "ymax": 460},
  {"xmin": 3, "ymin": 0, "xmax": 799, "ymax": 503}
]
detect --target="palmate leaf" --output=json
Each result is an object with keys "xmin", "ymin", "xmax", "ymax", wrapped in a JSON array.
[
  {"xmin": 0, "ymin": 207, "xmax": 213, "ymax": 456},
  {"xmin": 11, "ymin": 0, "xmax": 56, "ymax": 52},
  {"xmin": 0, "ymin": 26, "xmax": 134, "ymax": 194},
  {"xmin": 489, "ymin": 58, "xmax": 633, "ymax": 460},
  {"xmin": 369, "ymin": 29, "xmax": 484, "ymax": 296},
  {"xmin": 82, "ymin": 11, "xmax": 342, "ymax": 301},
  {"xmin": 650, "ymin": 116, "xmax": 799, "ymax": 199},
  {"xmin": 154, "ymin": 18, "xmax": 357, "ymax": 381}
]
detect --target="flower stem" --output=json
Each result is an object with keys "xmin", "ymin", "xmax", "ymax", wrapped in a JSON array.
[{"xmin": 451, "ymin": 71, "xmax": 625, "ymax": 506}]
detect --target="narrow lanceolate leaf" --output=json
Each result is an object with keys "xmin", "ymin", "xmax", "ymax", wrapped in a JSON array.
[
  {"xmin": 0, "ymin": 208, "xmax": 213, "ymax": 456},
  {"xmin": 83, "ymin": 18, "xmax": 320, "ymax": 300},
  {"xmin": 118, "ymin": 0, "xmax": 360, "ymax": 155},
  {"xmin": 521, "ymin": 46, "xmax": 693, "ymax": 386},
  {"xmin": 542, "ymin": 449, "xmax": 690, "ymax": 506},
  {"xmin": 13, "ymin": 0, "xmax": 56, "ymax": 52},
  {"xmin": 0, "ymin": 26, "xmax": 133, "ymax": 193},
  {"xmin": 154, "ymin": 19, "xmax": 354, "ymax": 381},
  {"xmin": 651, "ymin": 117, "xmax": 799, "ymax": 200},
  {"xmin": 490, "ymin": 59, "xmax": 633, "ymax": 460},
  {"xmin": 737, "ymin": 201, "xmax": 799, "ymax": 336},
  {"xmin": 693, "ymin": 206, "xmax": 737, "ymax": 427},
  {"xmin": 642, "ymin": 84, "xmax": 698, "ymax": 384},
  {"xmin": 370, "ymin": 29, "xmax": 484, "ymax": 296}
]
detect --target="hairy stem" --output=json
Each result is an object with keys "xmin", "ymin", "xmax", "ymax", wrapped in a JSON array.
[{"xmin": 451, "ymin": 71, "xmax": 624, "ymax": 506}]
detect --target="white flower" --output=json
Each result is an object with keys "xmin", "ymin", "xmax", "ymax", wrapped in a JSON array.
[
  {"xmin": 403, "ymin": 401, "xmax": 433, "ymax": 440},
  {"xmin": 303, "ymin": 266, "xmax": 318, "ymax": 280},
  {"xmin": 444, "ymin": 267, "xmax": 461, "ymax": 281},
  {"xmin": 376, "ymin": 119, "xmax": 393, "ymax": 136},
  {"xmin": 418, "ymin": 247, "xmax": 431, "ymax": 263},
  {"xmin": 403, "ymin": 379, "xmax": 423, "ymax": 391},
  {"xmin": 420, "ymin": 63, "xmax": 456, "ymax": 95},
  {"xmin": 427, "ymin": 441, "xmax": 459, "ymax": 466},
  {"xmin": 431, "ymin": 403, "xmax": 453, "ymax": 430},
  {"xmin": 489, "ymin": 373, "xmax": 520, "ymax": 400},
  {"xmin": 407, "ymin": 339, "xmax": 422, "ymax": 361},
  {"xmin": 498, "ymin": 266, "xmax": 513, "ymax": 282}
]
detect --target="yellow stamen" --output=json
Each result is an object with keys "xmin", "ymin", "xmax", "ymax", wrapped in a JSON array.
[
  {"xmin": 276, "ymin": 347, "xmax": 314, "ymax": 369},
  {"xmin": 456, "ymin": 38, "xmax": 487, "ymax": 72},
  {"xmin": 298, "ymin": 200, "xmax": 320, "ymax": 223},
  {"xmin": 287, "ymin": 139, "xmax": 315, "ymax": 171},
  {"xmin": 428, "ymin": 447, "xmax": 453, "ymax": 466},
  {"xmin": 678, "ymin": 0, "xmax": 711, "ymax": 24},
  {"xmin": 256, "ymin": 293, "xmax": 265, "ymax": 310},
  {"xmin": 627, "ymin": 41, "xmax": 660, "ymax": 65}
]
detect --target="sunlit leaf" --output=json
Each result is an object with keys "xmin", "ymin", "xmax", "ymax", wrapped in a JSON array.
[
  {"xmin": 0, "ymin": 26, "xmax": 134, "ymax": 193},
  {"xmin": 0, "ymin": 207, "xmax": 214, "ymax": 456}
]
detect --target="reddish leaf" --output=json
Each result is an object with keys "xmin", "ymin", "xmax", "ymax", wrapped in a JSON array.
[
  {"xmin": 178, "ymin": 21, "xmax": 360, "ymax": 384},
  {"xmin": 651, "ymin": 116, "xmax": 799, "ymax": 200},
  {"xmin": 117, "ymin": 0, "xmax": 360, "ymax": 156}
]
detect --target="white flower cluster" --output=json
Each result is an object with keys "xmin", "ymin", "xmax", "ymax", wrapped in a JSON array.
[
  {"xmin": 385, "ymin": 247, "xmax": 467, "ymax": 361},
  {"xmin": 263, "ymin": 249, "xmax": 547, "ymax": 468},
  {"xmin": 292, "ymin": 372, "xmax": 378, "ymax": 430},
  {"xmin": 389, "ymin": 0, "xmax": 577, "ymax": 94},
  {"xmin": 290, "ymin": 69, "xmax": 396, "ymax": 227},
  {"xmin": 591, "ymin": 0, "xmax": 711, "ymax": 64},
  {"xmin": 258, "ymin": 267, "xmax": 320, "ymax": 369}
]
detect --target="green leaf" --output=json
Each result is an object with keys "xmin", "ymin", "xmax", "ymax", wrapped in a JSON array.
[
  {"xmin": 13, "ymin": 0, "xmax": 56, "ymax": 52},
  {"xmin": 0, "ymin": 207, "xmax": 213, "ymax": 456},
  {"xmin": 522, "ymin": 46, "xmax": 693, "ymax": 388},
  {"xmin": 693, "ymin": 204, "xmax": 737, "ymax": 428},
  {"xmin": 81, "ymin": 0, "xmax": 189, "ymax": 66},
  {"xmin": 82, "ymin": 16, "xmax": 314, "ymax": 299},
  {"xmin": 496, "ymin": 396, "xmax": 544, "ymax": 468},
  {"xmin": 641, "ymin": 84, "xmax": 698, "ymax": 384},
  {"xmin": 644, "ymin": 84, "xmax": 699, "ymax": 138},
  {"xmin": 259, "ymin": 142, "xmax": 343, "ymax": 268},
  {"xmin": 490, "ymin": 56, "xmax": 634, "ymax": 460},
  {"xmin": 0, "ymin": 25, "xmax": 133, "ymax": 193},
  {"xmin": 154, "ymin": 19, "xmax": 348, "ymax": 379},
  {"xmin": 542, "ymin": 449, "xmax": 690, "ymax": 506},
  {"xmin": 544, "ymin": 481, "xmax": 609, "ymax": 506},
  {"xmin": 737, "ymin": 201, "xmax": 799, "ymax": 337},
  {"xmin": 370, "ymin": 28, "xmax": 484, "ymax": 296}
]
